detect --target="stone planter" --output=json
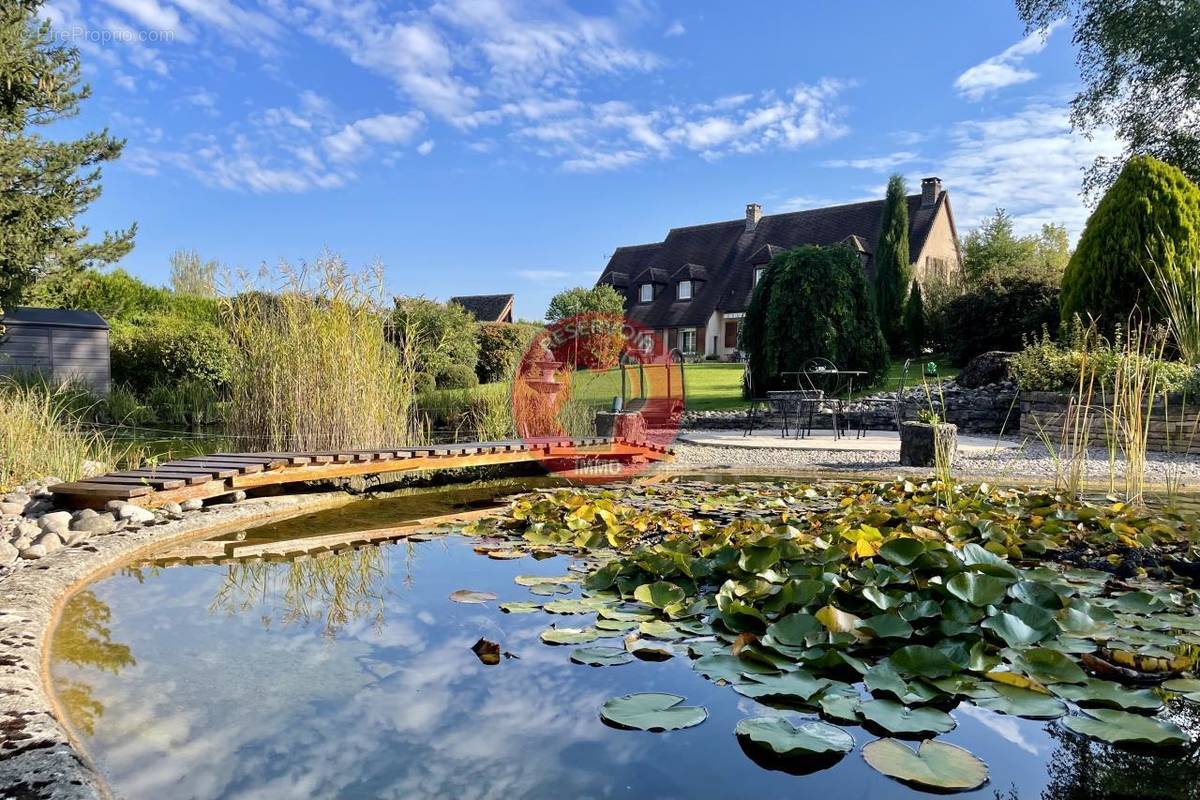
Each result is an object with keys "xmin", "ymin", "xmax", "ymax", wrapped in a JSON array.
[{"xmin": 900, "ymin": 421, "xmax": 957, "ymax": 467}]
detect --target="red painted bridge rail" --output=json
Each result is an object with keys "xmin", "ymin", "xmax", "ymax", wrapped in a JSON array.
[{"xmin": 49, "ymin": 437, "xmax": 673, "ymax": 509}]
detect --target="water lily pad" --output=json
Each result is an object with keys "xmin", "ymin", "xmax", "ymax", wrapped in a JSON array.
[
  {"xmin": 817, "ymin": 689, "xmax": 862, "ymax": 723},
  {"xmin": 570, "ymin": 646, "xmax": 634, "ymax": 667},
  {"xmin": 734, "ymin": 670, "xmax": 832, "ymax": 702},
  {"xmin": 1162, "ymin": 678, "xmax": 1200, "ymax": 702},
  {"xmin": 693, "ymin": 654, "xmax": 777, "ymax": 684},
  {"xmin": 946, "ymin": 572, "xmax": 1011, "ymax": 606},
  {"xmin": 889, "ymin": 645, "xmax": 959, "ymax": 679},
  {"xmin": 623, "ymin": 635, "xmax": 674, "ymax": 661},
  {"xmin": 862, "ymin": 613, "xmax": 914, "ymax": 639},
  {"xmin": 528, "ymin": 583, "xmax": 572, "ymax": 596},
  {"xmin": 862, "ymin": 738, "xmax": 989, "ymax": 792},
  {"xmin": 973, "ymin": 684, "xmax": 1068, "ymax": 720},
  {"xmin": 1012, "ymin": 648, "xmax": 1087, "ymax": 685},
  {"xmin": 486, "ymin": 549, "xmax": 526, "ymax": 560},
  {"xmin": 766, "ymin": 612, "xmax": 822, "ymax": 646},
  {"xmin": 638, "ymin": 620, "xmax": 682, "ymax": 639},
  {"xmin": 450, "ymin": 589, "xmax": 497, "ymax": 604},
  {"xmin": 815, "ymin": 604, "xmax": 864, "ymax": 635},
  {"xmin": 634, "ymin": 581, "xmax": 686, "ymax": 609},
  {"xmin": 982, "ymin": 611, "xmax": 1051, "ymax": 648},
  {"xmin": 499, "ymin": 601, "xmax": 542, "ymax": 613},
  {"xmin": 1053, "ymin": 680, "xmax": 1163, "ymax": 712},
  {"xmin": 859, "ymin": 699, "xmax": 956, "ymax": 736},
  {"xmin": 1063, "ymin": 708, "xmax": 1188, "ymax": 747},
  {"xmin": 540, "ymin": 626, "xmax": 599, "ymax": 645},
  {"xmin": 543, "ymin": 599, "xmax": 595, "ymax": 614},
  {"xmin": 599, "ymin": 693, "xmax": 707, "ymax": 731},
  {"xmin": 736, "ymin": 716, "xmax": 854, "ymax": 757},
  {"xmin": 878, "ymin": 537, "xmax": 926, "ymax": 566}
]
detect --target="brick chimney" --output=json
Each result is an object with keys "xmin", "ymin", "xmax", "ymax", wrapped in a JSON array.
[
  {"xmin": 745, "ymin": 202, "xmax": 762, "ymax": 231},
  {"xmin": 921, "ymin": 177, "xmax": 942, "ymax": 207}
]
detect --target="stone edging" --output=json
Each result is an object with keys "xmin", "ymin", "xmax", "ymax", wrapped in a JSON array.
[{"xmin": 0, "ymin": 491, "xmax": 360, "ymax": 800}]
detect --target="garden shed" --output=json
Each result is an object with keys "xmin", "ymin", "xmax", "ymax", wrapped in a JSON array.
[{"xmin": 0, "ymin": 307, "xmax": 111, "ymax": 393}]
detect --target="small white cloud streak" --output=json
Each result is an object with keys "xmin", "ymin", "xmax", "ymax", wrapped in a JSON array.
[{"xmin": 954, "ymin": 21, "xmax": 1066, "ymax": 101}]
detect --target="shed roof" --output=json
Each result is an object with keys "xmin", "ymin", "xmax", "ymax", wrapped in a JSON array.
[{"xmin": 1, "ymin": 307, "xmax": 109, "ymax": 330}]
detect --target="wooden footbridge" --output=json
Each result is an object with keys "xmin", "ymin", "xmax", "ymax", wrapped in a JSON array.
[{"xmin": 49, "ymin": 437, "xmax": 673, "ymax": 509}]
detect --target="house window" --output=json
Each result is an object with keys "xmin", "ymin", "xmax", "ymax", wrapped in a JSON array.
[
  {"xmin": 639, "ymin": 283, "xmax": 653, "ymax": 303},
  {"xmin": 679, "ymin": 329, "xmax": 697, "ymax": 354},
  {"xmin": 754, "ymin": 267, "xmax": 765, "ymax": 286},
  {"xmin": 677, "ymin": 280, "xmax": 692, "ymax": 300}
]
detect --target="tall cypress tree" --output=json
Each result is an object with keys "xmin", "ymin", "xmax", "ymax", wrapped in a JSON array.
[
  {"xmin": 0, "ymin": 1, "xmax": 135, "ymax": 318},
  {"xmin": 873, "ymin": 174, "xmax": 911, "ymax": 350},
  {"xmin": 1060, "ymin": 155, "xmax": 1200, "ymax": 331}
]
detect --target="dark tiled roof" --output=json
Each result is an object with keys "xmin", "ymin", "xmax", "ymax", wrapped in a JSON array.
[
  {"xmin": 1, "ymin": 307, "xmax": 108, "ymax": 329},
  {"xmin": 449, "ymin": 293, "xmax": 514, "ymax": 323},
  {"xmin": 597, "ymin": 192, "xmax": 949, "ymax": 329},
  {"xmin": 671, "ymin": 263, "xmax": 709, "ymax": 281}
]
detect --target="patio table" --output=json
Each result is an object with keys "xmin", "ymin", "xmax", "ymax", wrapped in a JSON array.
[{"xmin": 780, "ymin": 370, "xmax": 867, "ymax": 440}]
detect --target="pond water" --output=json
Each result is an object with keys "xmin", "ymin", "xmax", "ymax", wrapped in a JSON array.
[{"xmin": 49, "ymin": 480, "xmax": 1200, "ymax": 800}]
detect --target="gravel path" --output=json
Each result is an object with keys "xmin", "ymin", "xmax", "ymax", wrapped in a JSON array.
[{"xmin": 670, "ymin": 433, "xmax": 1200, "ymax": 490}]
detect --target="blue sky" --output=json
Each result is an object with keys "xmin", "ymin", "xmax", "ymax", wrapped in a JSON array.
[{"xmin": 43, "ymin": 0, "xmax": 1117, "ymax": 320}]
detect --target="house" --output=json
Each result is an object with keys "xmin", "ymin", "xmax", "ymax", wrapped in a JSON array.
[
  {"xmin": 595, "ymin": 177, "xmax": 961, "ymax": 359},
  {"xmin": 0, "ymin": 307, "xmax": 111, "ymax": 393},
  {"xmin": 450, "ymin": 293, "xmax": 515, "ymax": 323}
]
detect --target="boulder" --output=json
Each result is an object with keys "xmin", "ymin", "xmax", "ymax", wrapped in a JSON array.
[
  {"xmin": 958, "ymin": 351, "xmax": 1016, "ymax": 389},
  {"xmin": 72, "ymin": 508, "xmax": 98, "ymax": 521},
  {"xmin": 181, "ymin": 499, "xmax": 204, "ymax": 512},
  {"xmin": 162, "ymin": 502, "xmax": 183, "ymax": 514},
  {"xmin": 38, "ymin": 511, "xmax": 72, "ymax": 533},
  {"xmin": 19, "ymin": 545, "xmax": 47, "ymax": 560},
  {"xmin": 115, "ymin": 503, "xmax": 156, "ymax": 524},
  {"xmin": 0, "ymin": 501, "xmax": 27, "ymax": 516},
  {"xmin": 71, "ymin": 514, "xmax": 116, "ymax": 535},
  {"xmin": 13, "ymin": 521, "xmax": 39, "ymax": 540},
  {"xmin": 0, "ymin": 541, "xmax": 17, "ymax": 566},
  {"xmin": 33, "ymin": 532, "xmax": 62, "ymax": 553}
]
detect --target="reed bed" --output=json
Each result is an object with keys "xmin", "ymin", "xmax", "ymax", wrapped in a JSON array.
[
  {"xmin": 0, "ymin": 380, "xmax": 116, "ymax": 488},
  {"xmin": 221, "ymin": 254, "xmax": 414, "ymax": 451}
]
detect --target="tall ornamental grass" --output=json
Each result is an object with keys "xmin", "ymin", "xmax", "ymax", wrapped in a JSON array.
[
  {"xmin": 0, "ymin": 380, "xmax": 115, "ymax": 488},
  {"xmin": 1145, "ymin": 244, "xmax": 1200, "ymax": 365},
  {"xmin": 221, "ymin": 254, "xmax": 414, "ymax": 451}
]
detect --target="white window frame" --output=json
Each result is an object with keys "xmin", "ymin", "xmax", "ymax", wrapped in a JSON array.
[
  {"xmin": 754, "ymin": 267, "xmax": 765, "ymax": 286},
  {"xmin": 639, "ymin": 283, "xmax": 653, "ymax": 303},
  {"xmin": 677, "ymin": 280, "xmax": 692, "ymax": 300},
  {"xmin": 679, "ymin": 329, "xmax": 697, "ymax": 354}
]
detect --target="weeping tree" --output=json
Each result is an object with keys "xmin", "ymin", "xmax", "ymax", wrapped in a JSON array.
[
  {"xmin": 740, "ymin": 245, "xmax": 889, "ymax": 395},
  {"xmin": 873, "ymin": 174, "xmax": 911, "ymax": 350},
  {"xmin": 0, "ymin": 1, "xmax": 135, "ymax": 323},
  {"xmin": 1060, "ymin": 155, "xmax": 1200, "ymax": 332}
]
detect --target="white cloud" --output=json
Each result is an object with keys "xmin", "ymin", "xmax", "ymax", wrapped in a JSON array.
[
  {"xmin": 955, "ymin": 21, "xmax": 1065, "ymax": 101},
  {"xmin": 823, "ymin": 151, "xmax": 919, "ymax": 170},
  {"xmin": 932, "ymin": 102, "xmax": 1121, "ymax": 237},
  {"xmin": 324, "ymin": 113, "xmax": 427, "ymax": 163},
  {"xmin": 664, "ymin": 19, "xmax": 685, "ymax": 37},
  {"xmin": 514, "ymin": 79, "xmax": 851, "ymax": 173},
  {"xmin": 416, "ymin": 140, "xmax": 435, "ymax": 156},
  {"xmin": 100, "ymin": 0, "xmax": 183, "ymax": 34}
]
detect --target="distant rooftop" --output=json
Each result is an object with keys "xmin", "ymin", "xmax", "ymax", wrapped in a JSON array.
[{"xmin": 449, "ymin": 293, "xmax": 515, "ymax": 323}]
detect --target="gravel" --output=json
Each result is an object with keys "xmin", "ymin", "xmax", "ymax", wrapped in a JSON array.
[{"xmin": 670, "ymin": 436, "xmax": 1200, "ymax": 489}]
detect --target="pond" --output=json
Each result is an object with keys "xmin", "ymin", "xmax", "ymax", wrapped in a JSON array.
[{"xmin": 49, "ymin": 478, "xmax": 1200, "ymax": 799}]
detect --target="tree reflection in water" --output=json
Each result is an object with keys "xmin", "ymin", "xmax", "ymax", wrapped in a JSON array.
[
  {"xmin": 1039, "ymin": 701, "xmax": 1200, "ymax": 800},
  {"xmin": 209, "ymin": 543, "xmax": 400, "ymax": 636},
  {"xmin": 50, "ymin": 591, "xmax": 136, "ymax": 735}
]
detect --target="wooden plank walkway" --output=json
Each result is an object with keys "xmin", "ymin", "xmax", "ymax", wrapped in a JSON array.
[{"xmin": 49, "ymin": 437, "xmax": 673, "ymax": 509}]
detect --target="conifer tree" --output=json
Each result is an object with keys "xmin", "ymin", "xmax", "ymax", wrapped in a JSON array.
[
  {"xmin": 872, "ymin": 174, "xmax": 911, "ymax": 350},
  {"xmin": 903, "ymin": 280, "xmax": 926, "ymax": 355},
  {"xmin": 0, "ymin": 1, "xmax": 135, "ymax": 317}
]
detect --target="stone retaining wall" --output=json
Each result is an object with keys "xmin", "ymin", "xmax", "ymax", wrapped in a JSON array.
[
  {"xmin": 1019, "ymin": 391, "xmax": 1200, "ymax": 454},
  {"xmin": 683, "ymin": 379, "xmax": 1020, "ymax": 436},
  {"xmin": 0, "ymin": 491, "xmax": 359, "ymax": 800}
]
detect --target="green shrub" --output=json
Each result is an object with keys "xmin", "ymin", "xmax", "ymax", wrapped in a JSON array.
[
  {"xmin": 942, "ymin": 277, "xmax": 1060, "ymax": 364},
  {"xmin": 111, "ymin": 316, "xmax": 234, "ymax": 395},
  {"xmin": 741, "ymin": 245, "xmax": 889, "ymax": 393},
  {"xmin": 1009, "ymin": 323, "xmax": 1200, "ymax": 394},
  {"xmin": 435, "ymin": 363, "xmax": 479, "ymax": 390},
  {"xmin": 30, "ymin": 268, "xmax": 221, "ymax": 326},
  {"xmin": 475, "ymin": 323, "xmax": 534, "ymax": 384},
  {"xmin": 1061, "ymin": 155, "xmax": 1200, "ymax": 331},
  {"xmin": 391, "ymin": 296, "xmax": 479, "ymax": 388}
]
